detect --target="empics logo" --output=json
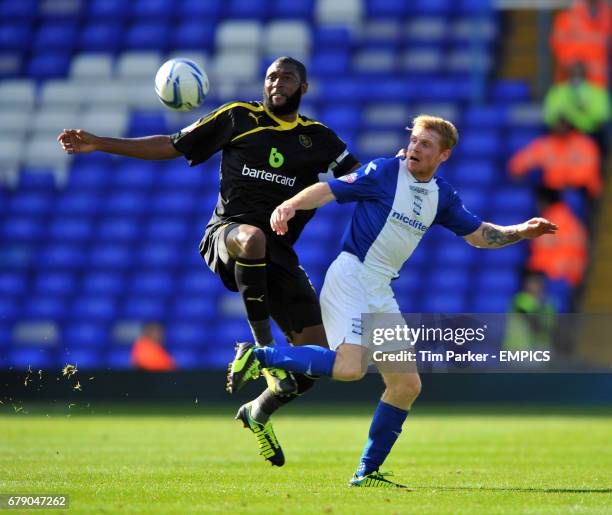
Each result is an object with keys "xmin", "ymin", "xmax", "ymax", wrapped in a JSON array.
[
  {"xmin": 242, "ymin": 164, "xmax": 296, "ymax": 186},
  {"xmin": 390, "ymin": 210, "xmax": 428, "ymax": 232}
]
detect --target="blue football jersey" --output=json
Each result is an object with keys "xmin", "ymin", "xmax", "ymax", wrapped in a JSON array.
[{"xmin": 329, "ymin": 157, "xmax": 481, "ymax": 278}]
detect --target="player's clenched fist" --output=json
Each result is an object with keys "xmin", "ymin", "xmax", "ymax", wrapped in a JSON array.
[
  {"xmin": 57, "ymin": 129, "xmax": 98, "ymax": 154},
  {"xmin": 270, "ymin": 203, "xmax": 296, "ymax": 235}
]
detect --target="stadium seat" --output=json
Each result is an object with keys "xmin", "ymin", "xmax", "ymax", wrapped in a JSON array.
[
  {"xmin": 475, "ymin": 268, "xmax": 520, "ymax": 295},
  {"xmin": 171, "ymin": 296, "xmax": 217, "ymax": 321},
  {"xmin": 136, "ymin": 244, "xmax": 181, "ymax": 268},
  {"xmin": 124, "ymin": 21, "xmax": 170, "ymax": 51},
  {"xmin": 507, "ymin": 103, "xmax": 543, "ymax": 128},
  {"xmin": 33, "ymin": 22, "xmax": 78, "ymax": 51},
  {"xmin": 165, "ymin": 347, "xmax": 200, "ymax": 369},
  {"xmin": 1, "ymin": 216, "xmax": 43, "ymax": 242},
  {"xmin": 264, "ymin": 21, "xmax": 311, "ymax": 56},
  {"xmin": 366, "ymin": 0, "xmax": 410, "ymax": 18},
  {"xmin": 20, "ymin": 138, "xmax": 70, "ymax": 187},
  {"xmin": 399, "ymin": 48, "xmax": 443, "ymax": 73},
  {"xmin": 0, "ymin": 0, "xmax": 38, "ymax": 19},
  {"xmin": 39, "ymin": 244, "xmax": 87, "ymax": 270},
  {"xmin": 226, "ymin": 0, "xmax": 270, "ymax": 19},
  {"xmin": 96, "ymin": 217, "xmax": 140, "ymax": 242},
  {"xmin": 319, "ymin": 105, "xmax": 361, "ymax": 131},
  {"xmin": 48, "ymin": 217, "xmax": 94, "ymax": 242},
  {"xmin": 353, "ymin": 50, "xmax": 397, "ymax": 74},
  {"xmin": 129, "ymin": 272, "xmax": 175, "ymax": 296},
  {"xmin": 26, "ymin": 52, "xmax": 71, "ymax": 79},
  {"xmin": 151, "ymin": 190, "xmax": 198, "ymax": 215},
  {"xmin": 216, "ymin": 21, "xmax": 262, "ymax": 51},
  {"xmin": 71, "ymin": 296, "xmax": 117, "ymax": 321},
  {"xmin": 316, "ymin": 0, "xmax": 362, "ymax": 26},
  {"xmin": 115, "ymin": 52, "xmax": 162, "ymax": 79},
  {"xmin": 491, "ymin": 188, "xmax": 535, "ymax": 217},
  {"xmin": 429, "ymin": 269, "xmax": 471, "ymax": 293},
  {"xmin": 171, "ymin": 21, "xmax": 216, "ymax": 52},
  {"xmin": 177, "ymin": 0, "xmax": 224, "ymax": 19},
  {"xmin": 81, "ymin": 108, "xmax": 129, "ymax": 138},
  {"xmin": 0, "ymin": 51, "xmax": 22, "ymax": 79},
  {"xmin": 22, "ymin": 296, "xmax": 68, "ymax": 320},
  {"xmin": 33, "ymin": 272, "xmax": 77, "ymax": 296},
  {"xmin": 106, "ymin": 347, "xmax": 132, "ymax": 370},
  {"xmin": 0, "ymin": 272, "xmax": 27, "ymax": 296},
  {"xmin": 103, "ymin": 191, "xmax": 148, "ymax": 214},
  {"xmin": 463, "ymin": 105, "xmax": 507, "ymax": 128},
  {"xmin": 88, "ymin": 245, "xmax": 133, "ymax": 269},
  {"xmin": 404, "ymin": 17, "xmax": 447, "ymax": 43},
  {"xmin": 66, "ymin": 162, "xmax": 111, "ymax": 190},
  {"xmin": 58, "ymin": 348, "xmax": 103, "ymax": 370},
  {"xmin": 145, "ymin": 217, "xmax": 189, "ymax": 241},
  {"xmin": 469, "ymin": 293, "xmax": 511, "ymax": 313},
  {"xmin": 211, "ymin": 51, "xmax": 260, "ymax": 83},
  {"xmin": 81, "ymin": 271, "xmax": 124, "ymax": 296},
  {"xmin": 269, "ymin": 0, "xmax": 314, "ymax": 19},
  {"xmin": 449, "ymin": 17, "xmax": 498, "ymax": 43},
  {"xmin": 312, "ymin": 26, "xmax": 352, "ymax": 50},
  {"xmin": 310, "ymin": 49, "xmax": 351, "ymax": 76},
  {"xmin": 0, "ymin": 22, "xmax": 32, "ymax": 51},
  {"xmin": 9, "ymin": 348, "xmax": 55, "ymax": 369},
  {"xmin": 130, "ymin": 0, "xmax": 174, "ymax": 18},
  {"xmin": 121, "ymin": 298, "xmax": 167, "ymax": 320},
  {"xmin": 423, "ymin": 292, "xmax": 466, "ymax": 313},
  {"xmin": 0, "ymin": 295, "xmax": 19, "ymax": 320},
  {"xmin": 79, "ymin": 22, "xmax": 125, "ymax": 52},
  {"xmin": 166, "ymin": 322, "xmax": 208, "ymax": 348},
  {"xmin": 482, "ymin": 242, "xmax": 527, "ymax": 267},
  {"xmin": 493, "ymin": 80, "xmax": 531, "ymax": 102},
  {"xmin": 62, "ymin": 322, "xmax": 109, "ymax": 348},
  {"xmin": 449, "ymin": 160, "xmax": 497, "ymax": 187},
  {"xmin": 70, "ymin": 53, "xmax": 114, "ymax": 79},
  {"xmin": 0, "ymin": 79, "xmax": 35, "ymax": 110}
]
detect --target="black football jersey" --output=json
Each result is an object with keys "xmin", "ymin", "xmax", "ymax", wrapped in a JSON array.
[{"xmin": 171, "ymin": 101, "xmax": 359, "ymax": 265}]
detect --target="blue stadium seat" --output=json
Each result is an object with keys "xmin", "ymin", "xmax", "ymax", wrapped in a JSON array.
[
  {"xmin": 545, "ymin": 279, "xmax": 572, "ymax": 312},
  {"xmin": 10, "ymin": 348, "xmax": 55, "ymax": 369},
  {"xmin": 26, "ymin": 52, "xmax": 70, "ymax": 79},
  {"xmin": 103, "ymin": 191, "xmax": 148, "ymax": 214},
  {"xmin": 9, "ymin": 192, "xmax": 53, "ymax": 216},
  {"xmin": 106, "ymin": 347, "xmax": 132, "ymax": 370},
  {"xmin": 171, "ymin": 21, "xmax": 216, "ymax": 51},
  {"xmin": 412, "ymin": 0, "xmax": 454, "ymax": 14},
  {"xmin": 151, "ymin": 191, "xmax": 198, "ymax": 215},
  {"xmin": 33, "ymin": 22, "xmax": 77, "ymax": 51},
  {"xmin": 492, "ymin": 188, "xmax": 535, "ymax": 217},
  {"xmin": 459, "ymin": 0, "xmax": 495, "ymax": 13},
  {"xmin": 121, "ymin": 298, "xmax": 167, "ymax": 320},
  {"xmin": 423, "ymin": 292, "xmax": 466, "ymax": 313},
  {"xmin": 506, "ymin": 129, "xmax": 542, "ymax": 155},
  {"xmin": 463, "ymin": 105, "xmax": 507, "ymax": 128},
  {"xmin": 366, "ymin": 0, "xmax": 411, "ymax": 17},
  {"xmin": 124, "ymin": 21, "xmax": 170, "ymax": 50},
  {"xmin": 67, "ymin": 162, "xmax": 112, "ymax": 189},
  {"xmin": 312, "ymin": 27, "xmax": 352, "ymax": 50},
  {"xmin": 22, "ymin": 296, "xmax": 68, "ymax": 320},
  {"xmin": 136, "ymin": 244, "xmax": 181, "ymax": 268},
  {"xmin": 131, "ymin": 0, "xmax": 174, "ymax": 18},
  {"xmin": 226, "ymin": 0, "xmax": 270, "ymax": 19},
  {"xmin": 493, "ymin": 80, "xmax": 530, "ymax": 102},
  {"xmin": 202, "ymin": 345, "xmax": 236, "ymax": 369},
  {"xmin": 177, "ymin": 0, "xmax": 224, "ymax": 19},
  {"xmin": 0, "ymin": 295, "xmax": 19, "ymax": 320},
  {"xmin": 171, "ymin": 296, "xmax": 217, "ymax": 321},
  {"xmin": 1, "ymin": 216, "xmax": 43, "ymax": 241},
  {"xmin": 270, "ymin": 0, "xmax": 314, "ymax": 19},
  {"xmin": 0, "ymin": 272, "xmax": 27, "ymax": 296},
  {"xmin": 58, "ymin": 348, "xmax": 103, "ymax": 370},
  {"xmin": 0, "ymin": 22, "xmax": 32, "ymax": 50},
  {"xmin": 88, "ymin": 245, "xmax": 133, "ymax": 269},
  {"xmin": 449, "ymin": 159, "xmax": 497, "ymax": 187},
  {"xmin": 33, "ymin": 272, "xmax": 76, "ymax": 296},
  {"xmin": 310, "ymin": 49, "xmax": 350, "ymax": 76},
  {"xmin": 158, "ymin": 160, "xmax": 207, "ymax": 188},
  {"xmin": 128, "ymin": 111, "xmax": 169, "ymax": 137},
  {"xmin": 457, "ymin": 131, "xmax": 501, "ymax": 158},
  {"xmin": 482, "ymin": 242, "xmax": 527, "ymax": 266},
  {"xmin": 49, "ymin": 217, "xmax": 94, "ymax": 242},
  {"xmin": 212, "ymin": 320, "xmax": 254, "ymax": 346},
  {"xmin": 129, "ymin": 272, "xmax": 174, "ymax": 295},
  {"xmin": 71, "ymin": 296, "xmax": 117, "ymax": 321},
  {"xmin": 166, "ymin": 322, "xmax": 207, "ymax": 348},
  {"xmin": 88, "ymin": 0, "xmax": 129, "ymax": 19},
  {"xmin": 475, "ymin": 268, "xmax": 520, "ymax": 295},
  {"xmin": 434, "ymin": 240, "xmax": 478, "ymax": 266},
  {"xmin": 55, "ymin": 192, "xmax": 101, "ymax": 216},
  {"xmin": 97, "ymin": 217, "xmax": 140, "ymax": 242},
  {"xmin": 429, "ymin": 269, "xmax": 471, "ymax": 293},
  {"xmin": 0, "ymin": 322, "xmax": 11, "ymax": 349},
  {"xmin": 319, "ymin": 105, "xmax": 361, "ymax": 131},
  {"xmin": 166, "ymin": 347, "xmax": 199, "ymax": 369},
  {"xmin": 0, "ymin": 246, "xmax": 35, "ymax": 271},
  {"xmin": 62, "ymin": 322, "xmax": 109, "ymax": 348},
  {"xmin": 39, "ymin": 244, "xmax": 87, "ymax": 269},
  {"xmin": 0, "ymin": 0, "xmax": 38, "ymax": 20},
  {"xmin": 454, "ymin": 187, "xmax": 487, "ymax": 215},
  {"xmin": 469, "ymin": 292, "xmax": 511, "ymax": 313},
  {"xmin": 177, "ymin": 268, "xmax": 220, "ymax": 295},
  {"xmin": 82, "ymin": 271, "xmax": 125, "ymax": 296},
  {"xmin": 111, "ymin": 161, "xmax": 158, "ymax": 188},
  {"xmin": 79, "ymin": 22, "xmax": 125, "ymax": 52},
  {"xmin": 145, "ymin": 217, "xmax": 189, "ymax": 241}
]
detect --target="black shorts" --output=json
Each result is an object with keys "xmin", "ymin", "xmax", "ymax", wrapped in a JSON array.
[{"xmin": 199, "ymin": 222, "xmax": 323, "ymax": 338}]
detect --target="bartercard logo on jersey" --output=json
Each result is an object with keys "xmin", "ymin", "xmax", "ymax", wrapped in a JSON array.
[
  {"xmin": 241, "ymin": 164, "xmax": 296, "ymax": 187},
  {"xmin": 390, "ymin": 210, "xmax": 428, "ymax": 232}
]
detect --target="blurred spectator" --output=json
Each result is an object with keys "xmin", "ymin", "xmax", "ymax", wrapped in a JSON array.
[
  {"xmin": 503, "ymin": 271, "xmax": 556, "ymax": 352},
  {"xmin": 131, "ymin": 322, "xmax": 176, "ymax": 372},
  {"xmin": 549, "ymin": 0, "xmax": 610, "ymax": 88},
  {"xmin": 508, "ymin": 118, "xmax": 602, "ymax": 198},
  {"xmin": 543, "ymin": 61, "xmax": 610, "ymax": 135},
  {"xmin": 527, "ymin": 188, "xmax": 588, "ymax": 287}
]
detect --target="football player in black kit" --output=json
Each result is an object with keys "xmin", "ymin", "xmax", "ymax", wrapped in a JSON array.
[{"xmin": 58, "ymin": 57, "xmax": 361, "ymax": 466}]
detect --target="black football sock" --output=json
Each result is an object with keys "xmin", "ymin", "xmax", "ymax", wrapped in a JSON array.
[
  {"xmin": 251, "ymin": 374, "xmax": 317, "ymax": 423},
  {"xmin": 234, "ymin": 257, "xmax": 273, "ymax": 345}
]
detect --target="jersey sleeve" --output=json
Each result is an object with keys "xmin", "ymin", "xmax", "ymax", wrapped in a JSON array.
[
  {"xmin": 328, "ymin": 158, "xmax": 391, "ymax": 203},
  {"xmin": 170, "ymin": 104, "xmax": 235, "ymax": 166},
  {"xmin": 433, "ymin": 180, "xmax": 482, "ymax": 236},
  {"xmin": 320, "ymin": 128, "xmax": 359, "ymax": 177}
]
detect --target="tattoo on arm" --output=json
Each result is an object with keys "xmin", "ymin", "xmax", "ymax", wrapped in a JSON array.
[{"xmin": 481, "ymin": 225, "xmax": 521, "ymax": 248}]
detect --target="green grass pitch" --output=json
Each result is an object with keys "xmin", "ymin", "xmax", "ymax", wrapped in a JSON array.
[{"xmin": 1, "ymin": 403, "xmax": 610, "ymax": 514}]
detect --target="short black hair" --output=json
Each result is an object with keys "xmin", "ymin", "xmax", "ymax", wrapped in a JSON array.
[{"xmin": 272, "ymin": 56, "xmax": 307, "ymax": 83}]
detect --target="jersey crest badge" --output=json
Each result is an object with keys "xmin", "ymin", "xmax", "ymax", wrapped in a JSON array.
[
  {"xmin": 299, "ymin": 134, "xmax": 312, "ymax": 148},
  {"xmin": 339, "ymin": 172, "xmax": 358, "ymax": 183}
]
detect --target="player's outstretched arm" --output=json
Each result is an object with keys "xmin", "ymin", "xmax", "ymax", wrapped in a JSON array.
[
  {"xmin": 57, "ymin": 129, "xmax": 181, "ymax": 160},
  {"xmin": 464, "ymin": 218, "xmax": 558, "ymax": 249},
  {"xmin": 271, "ymin": 183, "xmax": 336, "ymax": 235}
]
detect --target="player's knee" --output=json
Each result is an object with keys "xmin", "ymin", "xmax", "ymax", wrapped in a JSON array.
[
  {"xmin": 334, "ymin": 361, "xmax": 366, "ymax": 381},
  {"xmin": 387, "ymin": 375, "xmax": 421, "ymax": 404},
  {"xmin": 234, "ymin": 226, "xmax": 266, "ymax": 258}
]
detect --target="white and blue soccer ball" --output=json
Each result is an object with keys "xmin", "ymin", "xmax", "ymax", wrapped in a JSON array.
[{"xmin": 154, "ymin": 58, "xmax": 209, "ymax": 112}]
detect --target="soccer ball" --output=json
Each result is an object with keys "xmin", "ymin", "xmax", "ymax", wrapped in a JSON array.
[{"xmin": 154, "ymin": 58, "xmax": 209, "ymax": 112}]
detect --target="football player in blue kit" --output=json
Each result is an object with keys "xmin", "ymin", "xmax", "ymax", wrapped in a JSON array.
[{"xmin": 227, "ymin": 115, "xmax": 557, "ymax": 487}]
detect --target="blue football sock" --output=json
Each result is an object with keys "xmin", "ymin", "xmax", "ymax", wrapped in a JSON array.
[
  {"xmin": 356, "ymin": 400, "xmax": 409, "ymax": 477},
  {"xmin": 252, "ymin": 345, "xmax": 336, "ymax": 377}
]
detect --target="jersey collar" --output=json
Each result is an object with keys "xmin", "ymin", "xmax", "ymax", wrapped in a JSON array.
[{"xmin": 262, "ymin": 104, "xmax": 300, "ymax": 129}]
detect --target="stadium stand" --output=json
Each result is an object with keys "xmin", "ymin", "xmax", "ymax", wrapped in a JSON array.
[{"xmin": 0, "ymin": 0, "xmax": 585, "ymax": 370}]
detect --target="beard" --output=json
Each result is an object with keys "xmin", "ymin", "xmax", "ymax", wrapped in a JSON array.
[{"xmin": 263, "ymin": 87, "xmax": 302, "ymax": 116}]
